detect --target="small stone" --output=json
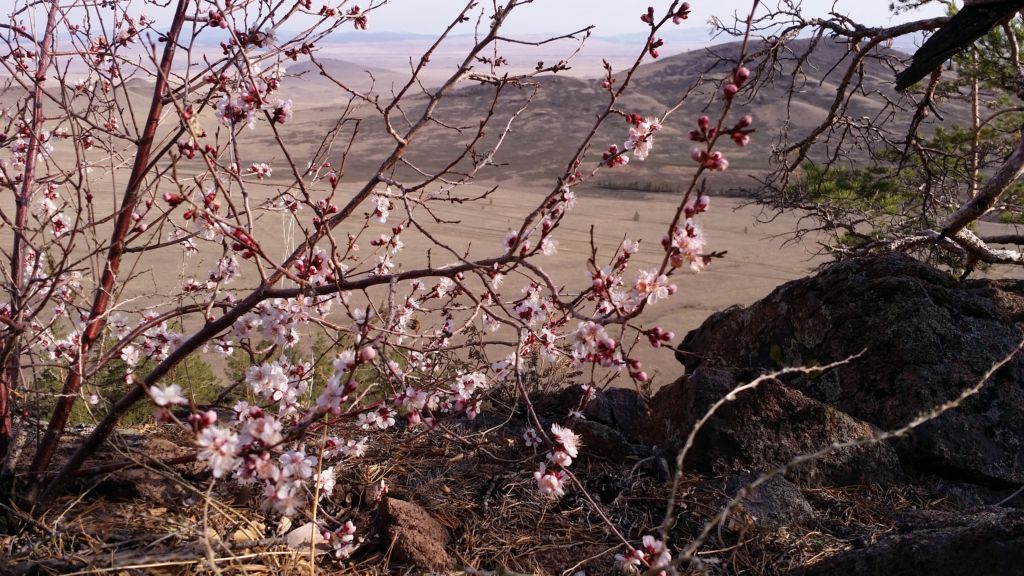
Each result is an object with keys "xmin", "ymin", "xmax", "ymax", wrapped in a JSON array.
[{"xmin": 285, "ymin": 522, "xmax": 327, "ymax": 551}]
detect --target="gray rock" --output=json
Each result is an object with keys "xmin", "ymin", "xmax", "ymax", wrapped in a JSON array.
[
  {"xmin": 574, "ymin": 420, "xmax": 636, "ymax": 461},
  {"xmin": 541, "ymin": 385, "xmax": 649, "ymax": 441},
  {"xmin": 724, "ymin": 474, "xmax": 816, "ymax": 533},
  {"xmin": 793, "ymin": 509, "xmax": 1024, "ymax": 576},
  {"xmin": 641, "ymin": 367, "xmax": 901, "ymax": 486}
]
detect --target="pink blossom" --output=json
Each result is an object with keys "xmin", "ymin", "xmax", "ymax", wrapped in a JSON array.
[
  {"xmin": 615, "ymin": 547, "xmax": 646, "ymax": 573},
  {"xmin": 150, "ymin": 383, "xmax": 187, "ymax": 407},
  {"xmin": 265, "ymin": 479, "xmax": 304, "ymax": 516},
  {"xmin": 602, "ymin": 144, "xmax": 629, "ymax": 167},
  {"xmin": 534, "ymin": 463, "xmax": 567, "ymax": 497},
  {"xmin": 572, "ymin": 321, "xmax": 620, "ymax": 366},
  {"xmin": 240, "ymin": 415, "xmax": 284, "ymax": 447},
  {"xmin": 327, "ymin": 521, "xmax": 358, "ymax": 558},
  {"xmin": 633, "ymin": 268, "xmax": 673, "ymax": 305},
  {"xmin": 280, "ymin": 450, "xmax": 315, "ymax": 480},
  {"xmin": 550, "ymin": 423, "xmax": 581, "ymax": 459},
  {"xmin": 197, "ymin": 425, "xmax": 240, "ymax": 478},
  {"xmin": 547, "ymin": 449, "xmax": 573, "ymax": 467},
  {"xmin": 246, "ymin": 162, "xmax": 272, "ymax": 180},
  {"xmin": 642, "ymin": 535, "xmax": 672, "ymax": 571},
  {"xmin": 625, "ymin": 117, "xmax": 660, "ymax": 161},
  {"xmin": 317, "ymin": 466, "xmax": 337, "ymax": 498},
  {"xmin": 523, "ymin": 428, "xmax": 541, "ymax": 447},
  {"xmin": 51, "ymin": 213, "xmax": 71, "ymax": 237}
]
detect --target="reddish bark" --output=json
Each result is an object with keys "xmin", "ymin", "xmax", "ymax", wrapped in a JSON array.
[
  {"xmin": 28, "ymin": 0, "xmax": 191, "ymax": 479},
  {"xmin": 0, "ymin": 0, "xmax": 61, "ymax": 468}
]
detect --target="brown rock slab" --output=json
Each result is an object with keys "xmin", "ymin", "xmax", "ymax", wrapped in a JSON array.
[{"xmin": 376, "ymin": 497, "xmax": 452, "ymax": 572}]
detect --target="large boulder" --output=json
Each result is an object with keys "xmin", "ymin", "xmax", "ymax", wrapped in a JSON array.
[
  {"xmin": 642, "ymin": 367, "xmax": 900, "ymax": 486},
  {"xmin": 675, "ymin": 255, "xmax": 1024, "ymax": 486}
]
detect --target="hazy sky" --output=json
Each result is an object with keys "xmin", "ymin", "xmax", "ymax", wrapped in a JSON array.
[
  {"xmin": 20, "ymin": 0, "xmax": 946, "ymax": 36},
  {"xmin": 365, "ymin": 0, "xmax": 947, "ymax": 35}
]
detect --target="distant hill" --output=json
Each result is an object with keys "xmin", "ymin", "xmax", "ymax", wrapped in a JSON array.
[
  {"xmin": 284, "ymin": 58, "xmax": 404, "ymax": 94},
  {"xmin": 238, "ymin": 37, "xmax": 974, "ymax": 194}
]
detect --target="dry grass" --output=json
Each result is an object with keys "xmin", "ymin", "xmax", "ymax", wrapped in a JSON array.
[{"xmin": 0, "ymin": 399, "xmax": 957, "ymax": 576}]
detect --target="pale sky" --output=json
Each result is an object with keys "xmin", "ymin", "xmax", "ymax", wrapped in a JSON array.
[
  {"xmin": 7, "ymin": 0, "xmax": 947, "ymax": 37},
  {"xmin": 364, "ymin": 0, "xmax": 946, "ymax": 36}
]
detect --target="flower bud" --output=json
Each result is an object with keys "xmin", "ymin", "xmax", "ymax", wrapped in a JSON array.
[{"xmin": 358, "ymin": 346, "xmax": 376, "ymax": 363}]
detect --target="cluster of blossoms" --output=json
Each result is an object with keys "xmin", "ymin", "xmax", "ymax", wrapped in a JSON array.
[
  {"xmin": 8, "ymin": 124, "xmax": 65, "ymax": 168},
  {"xmin": 687, "ymin": 66, "xmax": 754, "ymax": 172},
  {"xmin": 387, "ymin": 370, "xmax": 494, "ymax": 426},
  {"xmin": 211, "ymin": 63, "xmax": 292, "ymax": 129},
  {"xmin": 533, "ymin": 423, "xmax": 581, "ymax": 498},
  {"xmin": 141, "ymin": 344, "xmax": 376, "ymax": 555},
  {"xmin": 246, "ymin": 162, "xmax": 272, "ymax": 180},
  {"xmin": 150, "ymin": 383, "xmax": 188, "ymax": 422},
  {"xmin": 616, "ymin": 535, "xmax": 673, "ymax": 575},
  {"xmin": 139, "ymin": 317, "xmax": 185, "ymax": 359},
  {"xmin": 321, "ymin": 520, "xmax": 359, "ymax": 559},
  {"xmin": 346, "ymin": 5, "xmax": 368, "ymax": 30},
  {"xmin": 232, "ymin": 297, "xmax": 327, "ymax": 348},
  {"xmin": 1, "ymin": 44, "xmax": 36, "ymax": 76},
  {"xmin": 513, "ymin": 283, "xmax": 553, "ymax": 327},
  {"xmin": 246, "ymin": 360, "xmax": 312, "ymax": 414},
  {"xmin": 294, "ymin": 246, "xmax": 345, "ymax": 286},
  {"xmin": 689, "ymin": 145, "xmax": 729, "ymax": 172},
  {"xmin": 589, "ymin": 238, "xmax": 676, "ymax": 318},
  {"xmin": 572, "ymin": 321, "xmax": 621, "ymax": 367},
  {"xmin": 662, "ymin": 194, "xmax": 710, "ymax": 272},
  {"xmin": 721, "ymin": 65, "xmax": 751, "ymax": 101},
  {"xmin": 640, "ymin": 3, "xmax": 691, "ymax": 57},
  {"xmin": 602, "ymin": 144, "xmax": 629, "ymax": 168},
  {"xmin": 624, "ymin": 114, "xmax": 662, "ymax": 162}
]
